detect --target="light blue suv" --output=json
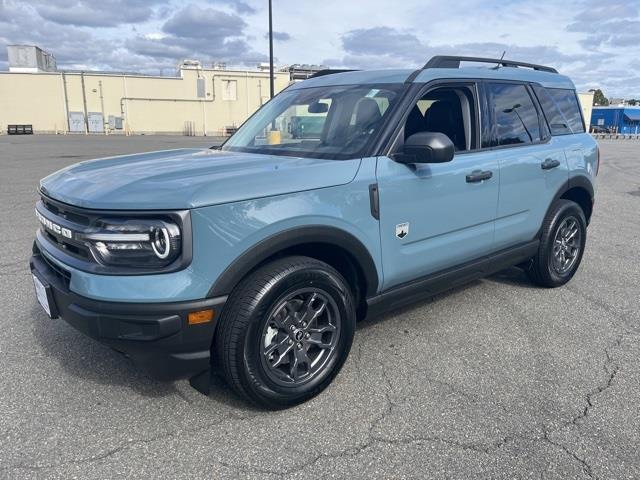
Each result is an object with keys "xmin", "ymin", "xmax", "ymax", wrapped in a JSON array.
[{"xmin": 30, "ymin": 56, "xmax": 598, "ymax": 408}]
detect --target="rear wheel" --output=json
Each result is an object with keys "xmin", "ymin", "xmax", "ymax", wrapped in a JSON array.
[
  {"xmin": 527, "ymin": 199, "xmax": 587, "ymax": 287},
  {"xmin": 214, "ymin": 256, "xmax": 355, "ymax": 408}
]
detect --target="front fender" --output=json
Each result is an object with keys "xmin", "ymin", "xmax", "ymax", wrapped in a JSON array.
[
  {"xmin": 190, "ymin": 175, "xmax": 382, "ymax": 300},
  {"xmin": 207, "ymin": 224, "xmax": 379, "ymax": 297}
]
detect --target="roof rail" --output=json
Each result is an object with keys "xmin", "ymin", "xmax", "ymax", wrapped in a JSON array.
[
  {"xmin": 424, "ymin": 56, "xmax": 558, "ymax": 74},
  {"xmin": 310, "ymin": 69, "xmax": 359, "ymax": 78}
]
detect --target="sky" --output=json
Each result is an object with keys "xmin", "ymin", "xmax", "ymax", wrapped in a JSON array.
[{"xmin": 0, "ymin": 0, "xmax": 639, "ymax": 97}]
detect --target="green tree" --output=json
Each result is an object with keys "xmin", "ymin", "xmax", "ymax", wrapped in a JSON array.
[{"xmin": 589, "ymin": 89, "xmax": 609, "ymax": 106}]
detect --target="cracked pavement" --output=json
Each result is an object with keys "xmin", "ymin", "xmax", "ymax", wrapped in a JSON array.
[{"xmin": 1, "ymin": 136, "xmax": 639, "ymax": 479}]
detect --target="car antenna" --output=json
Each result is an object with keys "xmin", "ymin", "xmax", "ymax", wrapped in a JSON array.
[{"xmin": 492, "ymin": 51, "xmax": 506, "ymax": 70}]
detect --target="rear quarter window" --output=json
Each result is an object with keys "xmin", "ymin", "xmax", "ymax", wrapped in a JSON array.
[{"xmin": 533, "ymin": 86, "xmax": 585, "ymax": 135}]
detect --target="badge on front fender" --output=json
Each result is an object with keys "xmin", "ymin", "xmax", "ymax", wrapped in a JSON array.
[{"xmin": 396, "ymin": 222, "xmax": 409, "ymax": 239}]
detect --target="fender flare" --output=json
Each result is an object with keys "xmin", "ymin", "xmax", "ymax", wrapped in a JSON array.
[
  {"xmin": 537, "ymin": 175, "xmax": 595, "ymax": 238},
  {"xmin": 208, "ymin": 225, "xmax": 379, "ymax": 298},
  {"xmin": 567, "ymin": 174, "xmax": 594, "ymax": 199}
]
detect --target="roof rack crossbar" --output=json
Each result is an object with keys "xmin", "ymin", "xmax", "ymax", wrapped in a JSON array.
[{"xmin": 423, "ymin": 56, "xmax": 558, "ymax": 74}]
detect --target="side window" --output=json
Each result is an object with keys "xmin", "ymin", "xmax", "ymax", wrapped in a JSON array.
[
  {"xmin": 532, "ymin": 85, "xmax": 572, "ymax": 135},
  {"xmin": 487, "ymin": 83, "xmax": 541, "ymax": 146},
  {"xmin": 547, "ymin": 88, "xmax": 585, "ymax": 133},
  {"xmin": 404, "ymin": 86, "xmax": 477, "ymax": 151}
]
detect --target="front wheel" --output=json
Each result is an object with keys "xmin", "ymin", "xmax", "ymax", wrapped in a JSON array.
[
  {"xmin": 214, "ymin": 256, "xmax": 355, "ymax": 409},
  {"xmin": 526, "ymin": 199, "xmax": 587, "ymax": 288}
]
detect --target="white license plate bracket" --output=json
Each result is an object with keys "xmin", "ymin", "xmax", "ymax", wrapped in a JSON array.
[{"xmin": 32, "ymin": 273, "xmax": 57, "ymax": 319}]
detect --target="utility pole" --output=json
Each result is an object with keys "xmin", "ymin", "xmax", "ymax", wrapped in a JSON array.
[
  {"xmin": 80, "ymin": 72, "xmax": 89, "ymax": 134},
  {"xmin": 268, "ymin": 0, "xmax": 274, "ymax": 98}
]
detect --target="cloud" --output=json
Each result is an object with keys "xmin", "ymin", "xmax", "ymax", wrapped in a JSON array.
[
  {"xmin": 265, "ymin": 31, "xmax": 291, "ymax": 41},
  {"xmin": 567, "ymin": 1, "xmax": 640, "ymax": 49},
  {"xmin": 206, "ymin": 0, "xmax": 256, "ymax": 15},
  {"xmin": 571, "ymin": 1, "xmax": 637, "ymax": 23},
  {"xmin": 332, "ymin": 27, "xmax": 600, "ymax": 70},
  {"xmin": 342, "ymin": 27, "xmax": 423, "ymax": 62},
  {"xmin": 162, "ymin": 5, "xmax": 246, "ymax": 40},
  {"xmin": 30, "ymin": 0, "xmax": 163, "ymax": 28},
  {"xmin": 127, "ymin": 5, "xmax": 265, "ymax": 65}
]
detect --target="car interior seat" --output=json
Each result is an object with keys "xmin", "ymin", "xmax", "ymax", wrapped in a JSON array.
[{"xmin": 423, "ymin": 100, "xmax": 466, "ymax": 150}]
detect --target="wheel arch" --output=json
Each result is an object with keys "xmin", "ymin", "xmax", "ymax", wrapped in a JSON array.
[
  {"xmin": 560, "ymin": 175, "xmax": 594, "ymax": 224},
  {"xmin": 542, "ymin": 176, "xmax": 594, "ymax": 231},
  {"xmin": 208, "ymin": 226, "xmax": 379, "ymax": 317}
]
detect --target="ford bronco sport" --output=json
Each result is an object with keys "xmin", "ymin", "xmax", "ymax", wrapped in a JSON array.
[{"xmin": 30, "ymin": 56, "xmax": 598, "ymax": 408}]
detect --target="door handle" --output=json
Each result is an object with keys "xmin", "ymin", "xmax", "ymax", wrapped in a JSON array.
[
  {"xmin": 541, "ymin": 158, "xmax": 561, "ymax": 170},
  {"xmin": 466, "ymin": 170, "xmax": 493, "ymax": 183}
]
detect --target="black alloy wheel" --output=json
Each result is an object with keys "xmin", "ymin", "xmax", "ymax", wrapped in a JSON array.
[
  {"xmin": 526, "ymin": 199, "xmax": 587, "ymax": 288},
  {"xmin": 260, "ymin": 288, "xmax": 341, "ymax": 386},
  {"xmin": 215, "ymin": 256, "xmax": 355, "ymax": 408}
]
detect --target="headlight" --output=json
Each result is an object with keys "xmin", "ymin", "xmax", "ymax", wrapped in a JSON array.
[{"xmin": 81, "ymin": 218, "xmax": 182, "ymax": 268}]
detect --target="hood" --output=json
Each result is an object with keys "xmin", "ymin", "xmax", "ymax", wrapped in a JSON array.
[{"xmin": 40, "ymin": 148, "xmax": 361, "ymax": 210}]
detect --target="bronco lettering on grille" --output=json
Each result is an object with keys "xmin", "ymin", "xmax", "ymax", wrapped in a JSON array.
[{"xmin": 35, "ymin": 209, "xmax": 73, "ymax": 239}]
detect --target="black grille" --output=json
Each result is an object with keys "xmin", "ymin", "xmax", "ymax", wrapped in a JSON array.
[
  {"xmin": 37, "ymin": 195, "xmax": 93, "ymax": 261},
  {"xmin": 35, "ymin": 244, "xmax": 71, "ymax": 288},
  {"xmin": 41, "ymin": 196, "xmax": 91, "ymax": 226},
  {"xmin": 43, "ymin": 229, "xmax": 90, "ymax": 259}
]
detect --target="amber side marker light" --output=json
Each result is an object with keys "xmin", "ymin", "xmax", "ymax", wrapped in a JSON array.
[{"xmin": 188, "ymin": 309, "xmax": 214, "ymax": 325}]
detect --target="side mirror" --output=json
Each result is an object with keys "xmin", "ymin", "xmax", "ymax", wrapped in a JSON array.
[
  {"xmin": 397, "ymin": 132, "xmax": 454, "ymax": 164},
  {"xmin": 308, "ymin": 101, "xmax": 329, "ymax": 114}
]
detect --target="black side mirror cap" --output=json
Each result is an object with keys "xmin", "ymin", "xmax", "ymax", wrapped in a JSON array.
[{"xmin": 395, "ymin": 132, "xmax": 455, "ymax": 164}]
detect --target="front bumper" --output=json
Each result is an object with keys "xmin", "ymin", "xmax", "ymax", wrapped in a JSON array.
[{"xmin": 29, "ymin": 248, "xmax": 226, "ymax": 380}]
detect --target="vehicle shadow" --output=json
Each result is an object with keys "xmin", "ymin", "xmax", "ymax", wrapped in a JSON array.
[
  {"xmin": 356, "ymin": 279, "xmax": 483, "ymax": 332},
  {"xmin": 31, "ymin": 304, "xmax": 183, "ymax": 398},
  {"xmin": 486, "ymin": 265, "xmax": 538, "ymax": 289},
  {"xmin": 29, "ymin": 303, "xmax": 254, "ymax": 411},
  {"xmin": 357, "ymin": 266, "xmax": 536, "ymax": 331}
]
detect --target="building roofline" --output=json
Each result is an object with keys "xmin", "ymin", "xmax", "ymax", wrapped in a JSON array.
[
  {"xmin": 592, "ymin": 106, "xmax": 640, "ymax": 110},
  {"xmin": 0, "ymin": 68, "xmax": 290, "ymax": 79}
]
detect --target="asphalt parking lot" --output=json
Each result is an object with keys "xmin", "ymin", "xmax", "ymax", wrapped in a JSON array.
[{"xmin": 1, "ymin": 135, "xmax": 638, "ymax": 479}]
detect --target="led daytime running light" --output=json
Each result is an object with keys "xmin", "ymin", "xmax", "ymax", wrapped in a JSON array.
[
  {"xmin": 84, "ymin": 232, "xmax": 150, "ymax": 242},
  {"xmin": 151, "ymin": 227, "xmax": 171, "ymax": 259}
]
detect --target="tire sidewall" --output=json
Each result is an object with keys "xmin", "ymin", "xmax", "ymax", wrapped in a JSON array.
[
  {"xmin": 540, "ymin": 201, "xmax": 587, "ymax": 285},
  {"xmin": 240, "ymin": 264, "xmax": 355, "ymax": 406}
]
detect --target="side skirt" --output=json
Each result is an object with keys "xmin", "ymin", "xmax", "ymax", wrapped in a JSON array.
[{"xmin": 365, "ymin": 240, "xmax": 539, "ymax": 319}]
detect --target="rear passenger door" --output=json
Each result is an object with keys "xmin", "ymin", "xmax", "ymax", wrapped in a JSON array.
[{"xmin": 484, "ymin": 82, "xmax": 568, "ymax": 249}]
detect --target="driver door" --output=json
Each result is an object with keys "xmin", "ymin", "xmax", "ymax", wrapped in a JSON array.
[{"xmin": 376, "ymin": 83, "xmax": 499, "ymax": 290}]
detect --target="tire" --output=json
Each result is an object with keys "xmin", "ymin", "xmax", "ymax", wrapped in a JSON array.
[
  {"xmin": 526, "ymin": 199, "xmax": 587, "ymax": 288},
  {"xmin": 214, "ymin": 256, "xmax": 356, "ymax": 409}
]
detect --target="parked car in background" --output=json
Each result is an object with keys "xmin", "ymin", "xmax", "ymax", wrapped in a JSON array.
[{"xmin": 30, "ymin": 56, "xmax": 598, "ymax": 408}]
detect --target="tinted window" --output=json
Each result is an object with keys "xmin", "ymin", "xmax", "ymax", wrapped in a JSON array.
[
  {"xmin": 533, "ymin": 85, "xmax": 572, "ymax": 135},
  {"xmin": 486, "ymin": 83, "xmax": 541, "ymax": 146},
  {"xmin": 547, "ymin": 88, "xmax": 585, "ymax": 133}
]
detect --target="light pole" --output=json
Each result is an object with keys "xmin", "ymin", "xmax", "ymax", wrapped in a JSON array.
[
  {"xmin": 504, "ymin": 103, "xmax": 532, "ymax": 142},
  {"xmin": 268, "ymin": 0, "xmax": 274, "ymax": 99}
]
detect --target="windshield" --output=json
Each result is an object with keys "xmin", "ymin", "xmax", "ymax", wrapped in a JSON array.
[{"xmin": 222, "ymin": 84, "xmax": 405, "ymax": 160}]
